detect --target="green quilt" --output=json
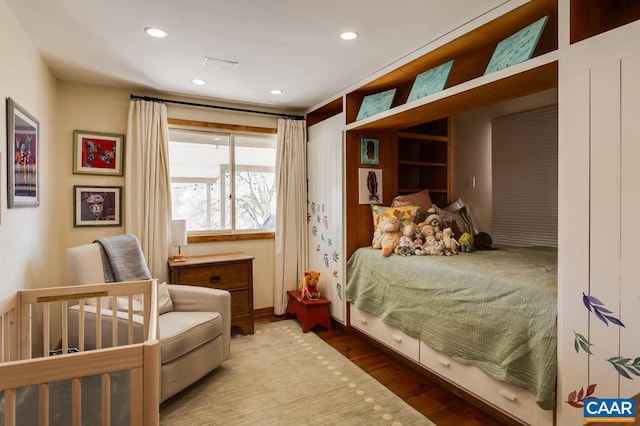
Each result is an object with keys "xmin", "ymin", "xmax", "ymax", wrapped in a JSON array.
[{"xmin": 346, "ymin": 245, "xmax": 557, "ymax": 410}]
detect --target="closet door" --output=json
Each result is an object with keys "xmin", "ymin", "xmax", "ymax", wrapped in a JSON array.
[{"xmin": 307, "ymin": 113, "xmax": 346, "ymax": 324}]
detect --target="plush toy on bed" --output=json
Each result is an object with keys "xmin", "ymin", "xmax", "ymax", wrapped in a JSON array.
[
  {"xmin": 441, "ymin": 227, "xmax": 460, "ymax": 255},
  {"xmin": 413, "ymin": 236, "xmax": 426, "ymax": 255},
  {"xmin": 421, "ymin": 207, "xmax": 442, "ymax": 234},
  {"xmin": 300, "ymin": 270, "xmax": 321, "ymax": 299},
  {"xmin": 458, "ymin": 232, "xmax": 475, "ymax": 252},
  {"xmin": 394, "ymin": 235, "xmax": 414, "ymax": 256},
  {"xmin": 379, "ymin": 215, "xmax": 401, "ymax": 257}
]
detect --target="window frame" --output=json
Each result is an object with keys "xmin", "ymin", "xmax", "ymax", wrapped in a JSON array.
[{"xmin": 167, "ymin": 118, "xmax": 277, "ymax": 240}]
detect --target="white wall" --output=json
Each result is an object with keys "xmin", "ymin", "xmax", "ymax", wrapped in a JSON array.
[
  {"xmin": 0, "ymin": 0, "xmax": 58, "ymax": 296},
  {"xmin": 451, "ymin": 88, "xmax": 558, "ymax": 233}
]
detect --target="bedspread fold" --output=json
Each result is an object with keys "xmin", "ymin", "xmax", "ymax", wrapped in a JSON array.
[{"xmin": 346, "ymin": 245, "xmax": 557, "ymax": 410}]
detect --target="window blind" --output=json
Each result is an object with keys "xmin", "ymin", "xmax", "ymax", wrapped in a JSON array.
[{"xmin": 491, "ymin": 105, "xmax": 558, "ymax": 247}]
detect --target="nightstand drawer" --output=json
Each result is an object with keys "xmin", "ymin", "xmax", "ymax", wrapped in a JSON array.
[{"xmin": 177, "ymin": 262, "xmax": 249, "ymax": 291}]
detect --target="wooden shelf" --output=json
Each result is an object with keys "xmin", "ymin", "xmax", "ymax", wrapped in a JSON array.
[
  {"xmin": 345, "ymin": 0, "xmax": 557, "ymax": 129},
  {"xmin": 570, "ymin": 0, "xmax": 640, "ymax": 44},
  {"xmin": 398, "ymin": 161, "xmax": 447, "ymax": 167}
]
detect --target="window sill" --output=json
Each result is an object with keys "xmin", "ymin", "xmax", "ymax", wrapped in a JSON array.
[{"xmin": 188, "ymin": 232, "xmax": 275, "ymax": 243}]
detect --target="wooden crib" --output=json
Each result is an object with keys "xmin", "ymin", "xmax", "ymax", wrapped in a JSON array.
[{"xmin": 0, "ymin": 280, "xmax": 160, "ymax": 426}]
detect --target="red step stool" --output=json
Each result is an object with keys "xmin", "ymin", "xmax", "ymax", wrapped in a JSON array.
[{"xmin": 285, "ymin": 290, "xmax": 332, "ymax": 333}]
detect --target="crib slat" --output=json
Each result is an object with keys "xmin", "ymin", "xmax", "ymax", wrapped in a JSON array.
[
  {"xmin": 39, "ymin": 383, "xmax": 50, "ymax": 426},
  {"xmin": 61, "ymin": 300, "xmax": 69, "ymax": 354},
  {"xmin": 95, "ymin": 298, "xmax": 102, "ymax": 350},
  {"xmin": 4, "ymin": 388, "xmax": 16, "ymax": 426},
  {"xmin": 72, "ymin": 377, "xmax": 81, "ymax": 426},
  {"xmin": 128, "ymin": 294, "xmax": 134, "ymax": 344},
  {"xmin": 20, "ymin": 303, "xmax": 31, "ymax": 359},
  {"xmin": 79, "ymin": 300, "xmax": 85, "ymax": 351},
  {"xmin": 111, "ymin": 295, "xmax": 118, "ymax": 347},
  {"xmin": 43, "ymin": 303, "xmax": 51, "ymax": 356},
  {"xmin": 102, "ymin": 373, "xmax": 111, "ymax": 426},
  {"xmin": 130, "ymin": 366, "xmax": 143, "ymax": 424}
]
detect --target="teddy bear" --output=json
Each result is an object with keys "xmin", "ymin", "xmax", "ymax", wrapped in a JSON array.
[
  {"xmin": 420, "ymin": 207, "xmax": 442, "ymax": 234},
  {"xmin": 413, "ymin": 236, "xmax": 426, "ymax": 255},
  {"xmin": 458, "ymin": 232, "xmax": 475, "ymax": 252},
  {"xmin": 394, "ymin": 235, "xmax": 414, "ymax": 256},
  {"xmin": 300, "ymin": 270, "xmax": 321, "ymax": 299},
  {"xmin": 419, "ymin": 224, "xmax": 435, "ymax": 240},
  {"xmin": 441, "ymin": 227, "xmax": 460, "ymax": 255},
  {"xmin": 379, "ymin": 215, "xmax": 401, "ymax": 257}
]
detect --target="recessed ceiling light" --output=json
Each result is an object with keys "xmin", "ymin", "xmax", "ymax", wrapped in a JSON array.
[
  {"xmin": 144, "ymin": 27, "xmax": 168, "ymax": 38},
  {"xmin": 340, "ymin": 31, "xmax": 359, "ymax": 40},
  {"xmin": 191, "ymin": 78, "xmax": 207, "ymax": 86},
  {"xmin": 270, "ymin": 89, "xmax": 283, "ymax": 95}
]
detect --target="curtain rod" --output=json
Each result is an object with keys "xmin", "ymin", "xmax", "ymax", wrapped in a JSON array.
[{"xmin": 130, "ymin": 94, "xmax": 304, "ymax": 120}]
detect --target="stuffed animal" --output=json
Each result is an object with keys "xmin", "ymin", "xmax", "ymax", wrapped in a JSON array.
[
  {"xmin": 422, "ymin": 207, "xmax": 442, "ymax": 234},
  {"xmin": 422, "ymin": 235, "xmax": 438, "ymax": 255},
  {"xmin": 300, "ymin": 270, "xmax": 321, "ymax": 299},
  {"xmin": 394, "ymin": 235, "xmax": 414, "ymax": 256},
  {"xmin": 413, "ymin": 236, "xmax": 425, "ymax": 255},
  {"xmin": 379, "ymin": 215, "xmax": 401, "ymax": 257},
  {"xmin": 441, "ymin": 227, "xmax": 460, "ymax": 254},
  {"xmin": 458, "ymin": 232, "xmax": 475, "ymax": 252},
  {"xmin": 473, "ymin": 232, "xmax": 493, "ymax": 250},
  {"xmin": 419, "ymin": 224, "xmax": 435, "ymax": 240}
]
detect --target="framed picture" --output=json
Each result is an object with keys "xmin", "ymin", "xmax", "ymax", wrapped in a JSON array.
[
  {"xmin": 358, "ymin": 168, "xmax": 382, "ymax": 205},
  {"xmin": 356, "ymin": 88, "xmax": 396, "ymax": 121},
  {"xmin": 74, "ymin": 185, "xmax": 122, "ymax": 227},
  {"xmin": 6, "ymin": 97, "xmax": 39, "ymax": 208},
  {"xmin": 407, "ymin": 60, "xmax": 454, "ymax": 103},
  {"xmin": 484, "ymin": 16, "xmax": 548, "ymax": 75},
  {"xmin": 73, "ymin": 130, "xmax": 125, "ymax": 176},
  {"xmin": 360, "ymin": 138, "xmax": 379, "ymax": 165}
]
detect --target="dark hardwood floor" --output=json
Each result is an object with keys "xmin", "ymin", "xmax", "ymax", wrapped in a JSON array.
[{"xmin": 255, "ymin": 315, "xmax": 510, "ymax": 426}]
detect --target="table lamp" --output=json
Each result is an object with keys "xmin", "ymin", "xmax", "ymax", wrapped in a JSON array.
[{"xmin": 171, "ymin": 219, "xmax": 188, "ymax": 262}]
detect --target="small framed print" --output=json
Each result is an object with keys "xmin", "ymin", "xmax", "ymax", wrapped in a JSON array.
[
  {"xmin": 7, "ymin": 97, "xmax": 39, "ymax": 208},
  {"xmin": 74, "ymin": 185, "xmax": 122, "ymax": 227},
  {"xmin": 358, "ymin": 168, "xmax": 382, "ymax": 205},
  {"xmin": 361, "ymin": 138, "xmax": 379, "ymax": 165},
  {"xmin": 73, "ymin": 130, "xmax": 125, "ymax": 176}
]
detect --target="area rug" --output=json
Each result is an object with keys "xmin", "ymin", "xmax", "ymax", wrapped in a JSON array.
[{"xmin": 160, "ymin": 320, "xmax": 434, "ymax": 425}]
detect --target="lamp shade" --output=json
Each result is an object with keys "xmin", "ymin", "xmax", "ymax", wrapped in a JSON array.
[{"xmin": 171, "ymin": 220, "xmax": 187, "ymax": 247}]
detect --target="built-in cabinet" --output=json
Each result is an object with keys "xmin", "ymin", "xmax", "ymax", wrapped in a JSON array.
[{"xmin": 307, "ymin": 0, "xmax": 640, "ymax": 424}]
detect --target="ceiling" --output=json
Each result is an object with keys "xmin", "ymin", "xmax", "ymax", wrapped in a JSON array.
[{"xmin": 6, "ymin": 0, "xmax": 510, "ymax": 112}]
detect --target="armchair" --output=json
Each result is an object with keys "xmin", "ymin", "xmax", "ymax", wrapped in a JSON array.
[{"xmin": 67, "ymin": 240, "xmax": 231, "ymax": 402}]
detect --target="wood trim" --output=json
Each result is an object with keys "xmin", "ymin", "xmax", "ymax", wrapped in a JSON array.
[
  {"xmin": 253, "ymin": 307, "xmax": 275, "ymax": 320},
  {"xmin": 167, "ymin": 118, "xmax": 277, "ymax": 134},
  {"xmin": 306, "ymin": 97, "xmax": 343, "ymax": 127},
  {"xmin": 188, "ymin": 232, "xmax": 274, "ymax": 244}
]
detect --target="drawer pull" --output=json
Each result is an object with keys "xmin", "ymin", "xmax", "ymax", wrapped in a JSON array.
[
  {"xmin": 391, "ymin": 335, "xmax": 402, "ymax": 343},
  {"xmin": 499, "ymin": 389, "xmax": 517, "ymax": 402},
  {"xmin": 209, "ymin": 275, "xmax": 221, "ymax": 284},
  {"xmin": 359, "ymin": 318, "xmax": 368, "ymax": 325},
  {"xmin": 437, "ymin": 357, "xmax": 450, "ymax": 367}
]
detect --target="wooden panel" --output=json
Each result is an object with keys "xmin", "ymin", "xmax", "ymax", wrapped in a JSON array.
[
  {"xmin": 344, "ymin": 131, "xmax": 397, "ymax": 258},
  {"xmin": 620, "ymin": 53, "xmax": 640, "ymax": 399},
  {"xmin": 230, "ymin": 290, "xmax": 249, "ymax": 315},
  {"xmin": 556, "ymin": 68, "xmax": 591, "ymax": 426},
  {"xmin": 306, "ymin": 98, "xmax": 343, "ymax": 127},
  {"xmin": 589, "ymin": 60, "xmax": 621, "ymax": 398},
  {"xmin": 570, "ymin": 0, "xmax": 640, "ymax": 44}
]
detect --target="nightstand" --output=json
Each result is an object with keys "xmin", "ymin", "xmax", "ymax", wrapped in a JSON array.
[{"xmin": 168, "ymin": 252, "xmax": 254, "ymax": 335}]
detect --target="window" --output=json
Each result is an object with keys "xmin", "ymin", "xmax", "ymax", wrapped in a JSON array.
[{"xmin": 168, "ymin": 127, "xmax": 277, "ymax": 233}]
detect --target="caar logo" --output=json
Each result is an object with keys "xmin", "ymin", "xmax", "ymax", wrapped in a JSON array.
[{"xmin": 584, "ymin": 398, "xmax": 636, "ymax": 422}]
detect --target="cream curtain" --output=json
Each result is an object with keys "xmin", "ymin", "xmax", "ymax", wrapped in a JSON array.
[
  {"xmin": 274, "ymin": 119, "xmax": 308, "ymax": 314},
  {"xmin": 125, "ymin": 99, "xmax": 172, "ymax": 283}
]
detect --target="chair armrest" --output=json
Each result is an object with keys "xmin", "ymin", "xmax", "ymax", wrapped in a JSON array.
[{"xmin": 167, "ymin": 284, "xmax": 231, "ymax": 359}]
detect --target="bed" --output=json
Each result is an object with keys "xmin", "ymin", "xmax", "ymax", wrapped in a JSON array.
[
  {"xmin": 0, "ymin": 280, "xmax": 160, "ymax": 426},
  {"xmin": 346, "ymin": 245, "xmax": 557, "ymax": 425}
]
